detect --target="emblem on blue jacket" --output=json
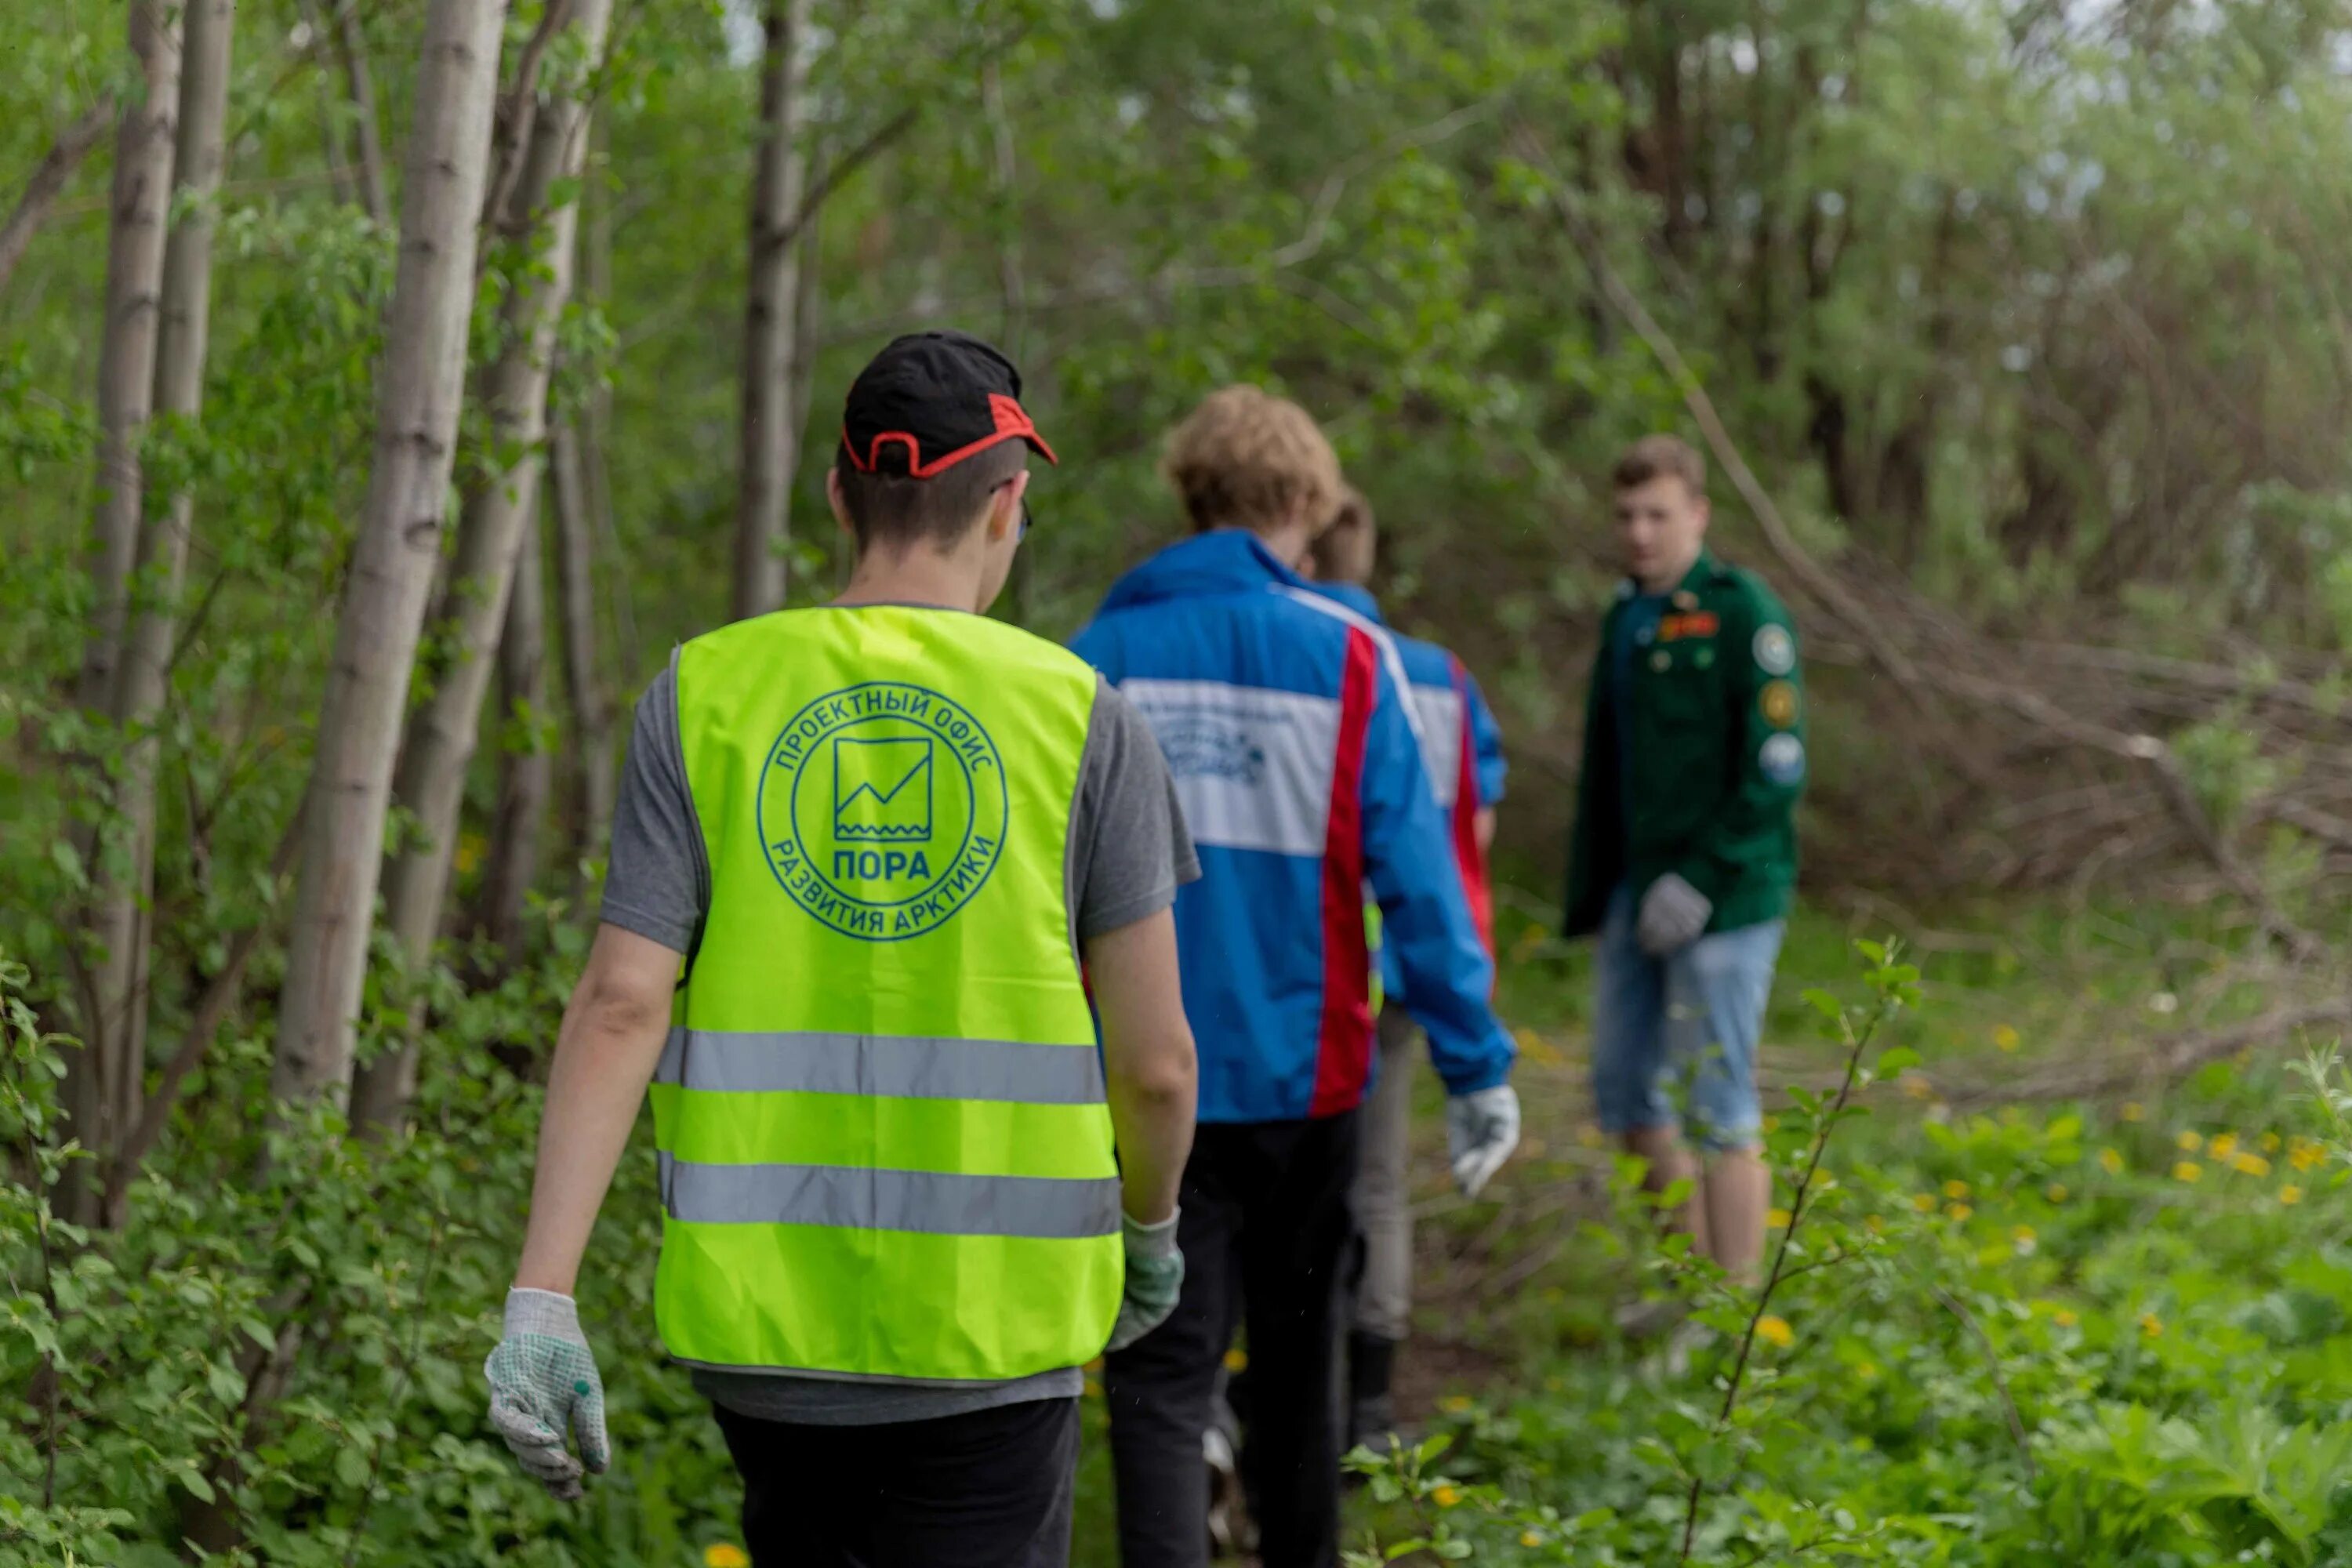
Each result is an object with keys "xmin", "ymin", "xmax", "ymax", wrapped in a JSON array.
[{"xmin": 758, "ymin": 684, "xmax": 1006, "ymax": 941}]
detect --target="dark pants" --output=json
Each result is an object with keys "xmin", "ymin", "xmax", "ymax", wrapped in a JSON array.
[
  {"xmin": 1105, "ymin": 1112, "xmax": 1361, "ymax": 1568},
  {"xmin": 713, "ymin": 1396, "xmax": 1080, "ymax": 1568}
]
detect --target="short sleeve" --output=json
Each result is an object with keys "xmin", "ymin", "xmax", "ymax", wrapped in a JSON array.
[
  {"xmin": 1068, "ymin": 677, "xmax": 1200, "ymax": 942},
  {"xmin": 598, "ymin": 655, "xmax": 710, "ymax": 956}
]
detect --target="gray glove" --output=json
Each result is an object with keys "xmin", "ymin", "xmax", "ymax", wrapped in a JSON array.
[
  {"xmin": 1446, "ymin": 1084, "xmax": 1521, "ymax": 1198},
  {"xmin": 485, "ymin": 1288, "xmax": 610, "ymax": 1500},
  {"xmin": 1105, "ymin": 1210, "xmax": 1184, "ymax": 1352},
  {"xmin": 1637, "ymin": 873, "xmax": 1712, "ymax": 956}
]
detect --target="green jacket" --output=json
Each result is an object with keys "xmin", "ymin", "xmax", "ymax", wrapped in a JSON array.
[{"xmin": 1563, "ymin": 553, "xmax": 1804, "ymax": 938}]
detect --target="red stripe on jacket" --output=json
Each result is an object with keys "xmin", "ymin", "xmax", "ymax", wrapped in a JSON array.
[
  {"xmin": 1309, "ymin": 627, "xmax": 1379, "ymax": 1117},
  {"xmin": 1448, "ymin": 657, "xmax": 1496, "ymax": 967}
]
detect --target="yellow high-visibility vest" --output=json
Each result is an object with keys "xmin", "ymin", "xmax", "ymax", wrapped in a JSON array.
[{"xmin": 652, "ymin": 604, "xmax": 1120, "ymax": 1382}]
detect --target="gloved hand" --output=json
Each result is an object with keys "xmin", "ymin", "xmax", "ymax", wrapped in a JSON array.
[
  {"xmin": 1105, "ymin": 1210, "xmax": 1184, "ymax": 1352},
  {"xmin": 485, "ymin": 1288, "xmax": 610, "ymax": 1500},
  {"xmin": 1446, "ymin": 1084, "xmax": 1521, "ymax": 1199},
  {"xmin": 1636, "ymin": 873, "xmax": 1712, "ymax": 956}
]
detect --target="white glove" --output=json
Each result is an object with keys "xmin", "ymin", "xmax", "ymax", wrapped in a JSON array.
[
  {"xmin": 1446, "ymin": 1084, "xmax": 1521, "ymax": 1199},
  {"xmin": 485, "ymin": 1289, "xmax": 610, "ymax": 1500},
  {"xmin": 1636, "ymin": 873, "xmax": 1712, "ymax": 956},
  {"xmin": 1105, "ymin": 1210, "xmax": 1184, "ymax": 1352}
]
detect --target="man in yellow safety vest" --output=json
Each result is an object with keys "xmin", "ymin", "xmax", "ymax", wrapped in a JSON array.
[{"xmin": 483, "ymin": 330, "xmax": 1201, "ymax": 1568}]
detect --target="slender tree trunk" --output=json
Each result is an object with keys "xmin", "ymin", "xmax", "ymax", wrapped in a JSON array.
[
  {"xmin": 80, "ymin": 0, "xmax": 238, "ymax": 1226},
  {"xmin": 731, "ymin": 0, "xmax": 811, "ymax": 622},
  {"xmin": 549, "ymin": 416, "xmax": 613, "ymax": 866},
  {"xmin": 63, "ymin": 0, "xmax": 180, "ymax": 1219},
  {"xmin": 478, "ymin": 512, "xmax": 553, "ymax": 962},
  {"xmin": 270, "ymin": 0, "xmax": 512, "ymax": 1109},
  {"xmin": 347, "ymin": 0, "xmax": 612, "ymax": 1132},
  {"xmin": 0, "ymin": 97, "xmax": 117, "ymax": 301},
  {"xmin": 327, "ymin": 0, "xmax": 390, "ymax": 224}
]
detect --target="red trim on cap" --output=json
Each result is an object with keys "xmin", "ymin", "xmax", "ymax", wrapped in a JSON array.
[
  {"xmin": 1308, "ymin": 627, "xmax": 1378, "ymax": 1118},
  {"xmin": 839, "ymin": 399, "xmax": 1058, "ymax": 477}
]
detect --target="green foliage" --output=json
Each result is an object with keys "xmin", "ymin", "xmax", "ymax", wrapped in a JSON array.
[{"xmin": 1341, "ymin": 946, "xmax": 2352, "ymax": 1566}]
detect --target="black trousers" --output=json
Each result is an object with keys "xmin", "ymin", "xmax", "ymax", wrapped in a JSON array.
[
  {"xmin": 1104, "ymin": 1112, "xmax": 1361, "ymax": 1568},
  {"xmin": 713, "ymin": 1396, "xmax": 1080, "ymax": 1568}
]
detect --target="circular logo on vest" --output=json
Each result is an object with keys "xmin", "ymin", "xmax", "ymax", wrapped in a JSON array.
[{"xmin": 756, "ymin": 683, "xmax": 1007, "ymax": 942}]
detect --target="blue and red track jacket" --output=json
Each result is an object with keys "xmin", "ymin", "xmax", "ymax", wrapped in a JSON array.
[
  {"xmin": 1071, "ymin": 530, "xmax": 1515, "ymax": 1124},
  {"xmin": 1307, "ymin": 582, "xmax": 1506, "ymax": 999}
]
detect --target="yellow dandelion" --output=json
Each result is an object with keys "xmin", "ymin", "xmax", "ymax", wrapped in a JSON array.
[
  {"xmin": 2013, "ymin": 1224, "xmax": 2038, "ymax": 1244},
  {"xmin": 1902, "ymin": 1073, "xmax": 1933, "ymax": 1099},
  {"xmin": 2121, "ymin": 1102, "xmax": 2146, "ymax": 1122},
  {"xmin": 2140, "ymin": 1312, "xmax": 2163, "ymax": 1338},
  {"xmin": 1520, "ymin": 1531, "xmax": 1543, "ymax": 1548},
  {"xmin": 1946, "ymin": 1202, "xmax": 1973, "ymax": 1222},
  {"xmin": 1994, "ymin": 1024, "xmax": 2022, "ymax": 1052},
  {"xmin": 2290, "ymin": 1143, "xmax": 2325, "ymax": 1173},
  {"xmin": 2173, "ymin": 1161, "xmax": 2202, "ymax": 1183},
  {"xmin": 453, "ymin": 831, "xmax": 488, "ymax": 877},
  {"xmin": 1224, "ymin": 1348, "xmax": 1248, "ymax": 1373},
  {"xmin": 2234, "ymin": 1152, "xmax": 2271, "ymax": 1177},
  {"xmin": 705, "ymin": 1547, "xmax": 750, "ymax": 1568},
  {"xmin": 2046, "ymin": 1181, "xmax": 2069, "ymax": 1202},
  {"xmin": 1762, "ymin": 1114, "xmax": 1781, "ymax": 1134},
  {"xmin": 1767, "ymin": 1207, "xmax": 1792, "ymax": 1229},
  {"xmin": 1432, "ymin": 1484, "xmax": 1461, "ymax": 1508},
  {"xmin": 2280, "ymin": 1185, "xmax": 2304, "ymax": 1206},
  {"xmin": 1755, "ymin": 1315, "xmax": 1794, "ymax": 1348},
  {"xmin": 2100, "ymin": 1148, "xmax": 2125, "ymax": 1174},
  {"xmin": 1912, "ymin": 1192, "xmax": 1937, "ymax": 1212},
  {"xmin": 1439, "ymin": 1394, "xmax": 1472, "ymax": 1414},
  {"xmin": 1944, "ymin": 1179, "xmax": 1971, "ymax": 1200},
  {"xmin": 2054, "ymin": 1309, "xmax": 2078, "ymax": 1328},
  {"xmin": 2177, "ymin": 1130, "xmax": 2203, "ymax": 1153},
  {"xmin": 2260, "ymin": 1132, "xmax": 2282, "ymax": 1154},
  {"xmin": 1577, "ymin": 1124, "xmax": 1604, "ymax": 1149},
  {"xmin": 2208, "ymin": 1133, "xmax": 2238, "ymax": 1162},
  {"xmin": 1866, "ymin": 1214, "xmax": 1886, "ymax": 1234},
  {"xmin": 1856, "ymin": 1360, "xmax": 1878, "ymax": 1380}
]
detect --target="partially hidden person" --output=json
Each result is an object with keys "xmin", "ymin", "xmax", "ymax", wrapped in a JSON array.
[
  {"xmin": 1071, "ymin": 387, "xmax": 1521, "ymax": 1568},
  {"xmin": 1299, "ymin": 487, "xmax": 1507, "ymax": 1450},
  {"xmin": 483, "ymin": 330, "xmax": 1201, "ymax": 1568},
  {"xmin": 1563, "ymin": 434, "xmax": 1805, "ymax": 1294}
]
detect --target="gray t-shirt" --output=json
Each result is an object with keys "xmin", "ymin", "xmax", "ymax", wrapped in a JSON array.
[{"xmin": 599, "ymin": 638, "xmax": 1199, "ymax": 1426}]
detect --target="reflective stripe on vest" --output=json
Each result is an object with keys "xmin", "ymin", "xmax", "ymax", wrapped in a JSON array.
[
  {"xmin": 655, "ymin": 605, "xmax": 1119, "ymax": 1385},
  {"xmin": 658, "ymin": 1153, "xmax": 1123, "ymax": 1238},
  {"xmin": 657, "ymin": 1026, "xmax": 1107, "ymax": 1105}
]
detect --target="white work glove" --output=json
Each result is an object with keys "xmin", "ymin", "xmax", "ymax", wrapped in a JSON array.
[
  {"xmin": 1106, "ymin": 1210, "xmax": 1185, "ymax": 1352},
  {"xmin": 485, "ymin": 1288, "xmax": 611, "ymax": 1500},
  {"xmin": 1637, "ymin": 873, "xmax": 1713, "ymax": 956},
  {"xmin": 1446, "ymin": 1084, "xmax": 1521, "ymax": 1199}
]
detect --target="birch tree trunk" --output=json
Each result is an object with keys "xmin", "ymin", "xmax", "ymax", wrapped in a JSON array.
[
  {"xmin": 330, "ymin": 0, "xmax": 391, "ymax": 224},
  {"xmin": 549, "ymin": 416, "xmax": 614, "ymax": 865},
  {"xmin": 731, "ymin": 0, "xmax": 811, "ymax": 622},
  {"xmin": 347, "ymin": 0, "xmax": 612, "ymax": 1131},
  {"xmin": 78, "ymin": 0, "xmax": 238, "ymax": 1225},
  {"xmin": 270, "ymin": 0, "xmax": 510, "ymax": 1109},
  {"xmin": 477, "ymin": 511, "xmax": 553, "ymax": 963},
  {"xmin": 62, "ymin": 0, "xmax": 180, "ymax": 1216}
]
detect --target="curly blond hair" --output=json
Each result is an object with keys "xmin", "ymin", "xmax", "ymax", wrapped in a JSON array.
[{"xmin": 1160, "ymin": 386, "xmax": 1343, "ymax": 535}]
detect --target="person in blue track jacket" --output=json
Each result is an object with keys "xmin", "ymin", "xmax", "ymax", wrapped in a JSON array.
[
  {"xmin": 1071, "ymin": 387, "xmax": 1520, "ymax": 1568},
  {"xmin": 1301, "ymin": 488, "xmax": 1508, "ymax": 1452}
]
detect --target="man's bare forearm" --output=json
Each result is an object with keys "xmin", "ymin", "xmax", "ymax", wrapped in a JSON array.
[
  {"xmin": 514, "ymin": 926, "xmax": 681, "ymax": 1295},
  {"xmin": 1087, "ymin": 909, "xmax": 1198, "ymax": 1225}
]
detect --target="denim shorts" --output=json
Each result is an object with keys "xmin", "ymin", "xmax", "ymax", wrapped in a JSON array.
[{"xmin": 1591, "ymin": 884, "xmax": 1785, "ymax": 1150}]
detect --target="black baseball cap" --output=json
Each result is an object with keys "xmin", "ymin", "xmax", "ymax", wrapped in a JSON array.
[{"xmin": 838, "ymin": 329, "xmax": 1058, "ymax": 477}]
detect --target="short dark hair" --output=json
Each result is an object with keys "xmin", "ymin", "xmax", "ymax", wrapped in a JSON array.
[
  {"xmin": 834, "ymin": 440, "xmax": 1026, "ymax": 553},
  {"xmin": 1308, "ymin": 488, "xmax": 1377, "ymax": 585},
  {"xmin": 1613, "ymin": 434, "xmax": 1706, "ymax": 497}
]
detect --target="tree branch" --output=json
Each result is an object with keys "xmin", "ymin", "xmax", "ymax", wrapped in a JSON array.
[
  {"xmin": 0, "ymin": 96, "xmax": 118, "ymax": 299},
  {"xmin": 761, "ymin": 104, "xmax": 920, "ymax": 258}
]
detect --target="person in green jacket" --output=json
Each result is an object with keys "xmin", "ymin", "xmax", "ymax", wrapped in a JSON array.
[{"xmin": 1563, "ymin": 435, "xmax": 1804, "ymax": 1287}]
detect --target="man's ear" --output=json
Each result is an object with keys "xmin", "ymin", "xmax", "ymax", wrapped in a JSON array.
[{"xmin": 985, "ymin": 468, "xmax": 1030, "ymax": 543}]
